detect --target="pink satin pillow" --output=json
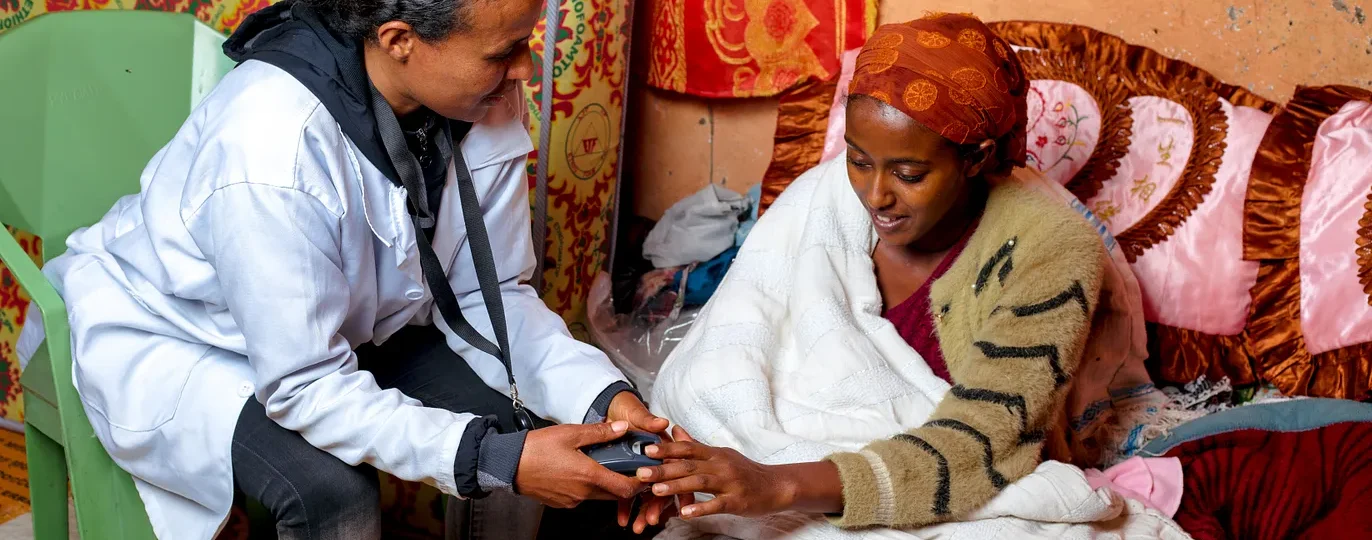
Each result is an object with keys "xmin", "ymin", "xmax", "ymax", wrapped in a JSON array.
[
  {"xmin": 1113, "ymin": 100, "xmax": 1270, "ymax": 335},
  {"xmin": 1299, "ymin": 100, "xmax": 1372, "ymax": 354}
]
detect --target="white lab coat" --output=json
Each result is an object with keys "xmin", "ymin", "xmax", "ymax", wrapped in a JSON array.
[{"xmin": 37, "ymin": 60, "xmax": 627, "ymax": 539}]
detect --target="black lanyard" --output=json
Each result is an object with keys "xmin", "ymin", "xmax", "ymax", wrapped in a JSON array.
[{"xmin": 369, "ymin": 85, "xmax": 534, "ymax": 431}]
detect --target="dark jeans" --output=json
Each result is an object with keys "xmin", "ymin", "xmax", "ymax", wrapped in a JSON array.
[{"xmin": 231, "ymin": 324, "xmax": 541, "ymax": 540}]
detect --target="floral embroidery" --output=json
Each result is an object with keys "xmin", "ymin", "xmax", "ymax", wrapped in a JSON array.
[{"xmin": 1026, "ymin": 99, "xmax": 1092, "ymax": 175}]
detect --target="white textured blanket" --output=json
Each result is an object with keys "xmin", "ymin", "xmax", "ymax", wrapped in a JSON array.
[
  {"xmin": 648, "ymin": 159, "xmax": 1188, "ymax": 539},
  {"xmin": 656, "ymin": 462, "xmax": 1186, "ymax": 539}
]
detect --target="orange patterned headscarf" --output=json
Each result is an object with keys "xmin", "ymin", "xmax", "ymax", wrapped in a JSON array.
[{"xmin": 848, "ymin": 14, "xmax": 1028, "ymax": 170}]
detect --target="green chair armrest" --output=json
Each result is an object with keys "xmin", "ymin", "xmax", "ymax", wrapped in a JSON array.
[
  {"xmin": 0, "ymin": 229, "xmax": 76, "ymax": 421},
  {"xmin": 0, "ymin": 229, "xmax": 67, "ymax": 343}
]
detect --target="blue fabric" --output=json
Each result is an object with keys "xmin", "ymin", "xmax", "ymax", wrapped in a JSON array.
[
  {"xmin": 734, "ymin": 183, "xmax": 762, "ymax": 247},
  {"xmin": 683, "ymin": 247, "xmax": 740, "ymax": 307},
  {"xmin": 1139, "ymin": 398, "xmax": 1372, "ymax": 457}
]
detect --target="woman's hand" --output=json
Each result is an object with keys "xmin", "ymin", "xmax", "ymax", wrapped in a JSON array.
[
  {"xmin": 515, "ymin": 421, "xmax": 645, "ymax": 508},
  {"xmin": 603, "ymin": 392, "xmax": 680, "ymax": 532},
  {"xmin": 605, "ymin": 391, "xmax": 671, "ymax": 435},
  {"xmin": 634, "ymin": 427, "xmax": 805, "ymax": 519}
]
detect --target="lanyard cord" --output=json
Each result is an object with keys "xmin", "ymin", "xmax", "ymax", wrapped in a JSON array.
[{"xmin": 369, "ymin": 85, "xmax": 533, "ymax": 429}]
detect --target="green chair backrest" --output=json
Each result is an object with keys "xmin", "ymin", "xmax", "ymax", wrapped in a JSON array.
[{"xmin": 0, "ymin": 10, "xmax": 235, "ymax": 260}]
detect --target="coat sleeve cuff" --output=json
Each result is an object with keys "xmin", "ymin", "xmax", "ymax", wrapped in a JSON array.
[
  {"xmin": 476, "ymin": 429, "xmax": 527, "ymax": 494},
  {"xmin": 454, "ymin": 415, "xmax": 521, "ymax": 498},
  {"xmin": 582, "ymin": 381, "xmax": 637, "ymax": 424},
  {"xmin": 824, "ymin": 451, "xmax": 885, "ymax": 528}
]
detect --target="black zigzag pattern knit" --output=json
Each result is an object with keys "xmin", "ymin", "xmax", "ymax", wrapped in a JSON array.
[
  {"xmin": 926, "ymin": 418, "xmax": 1008, "ymax": 488},
  {"xmin": 893, "ymin": 434, "xmax": 952, "ymax": 516},
  {"xmin": 1010, "ymin": 281, "xmax": 1089, "ymax": 317},
  {"xmin": 948, "ymin": 385, "xmax": 1029, "ymax": 433},
  {"xmin": 974, "ymin": 238, "xmax": 1017, "ymax": 295},
  {"xmin": 974, "ymin": 341, "xmax": 1069, "ymax": 387},
  {"xmin": 910, "ymin": 259, "xmax": 1089, "ymax": 505}
]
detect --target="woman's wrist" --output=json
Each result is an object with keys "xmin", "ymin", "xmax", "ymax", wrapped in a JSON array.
[{"xmin": 771, "ymin": 461, "xmax": 844, "ymax": 515}]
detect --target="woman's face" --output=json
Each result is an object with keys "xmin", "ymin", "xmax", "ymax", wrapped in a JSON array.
[
  {"xmin": 388, "ymin": 0, "xmax": 540, "ymax": 122},
  {"xmin": 845, "ymin": 96, "xmax": 976, "ymax": 249}
]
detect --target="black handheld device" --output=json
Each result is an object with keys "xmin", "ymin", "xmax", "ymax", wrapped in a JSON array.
[{"xmin": 583, "ymin": 430, "xmax": 664, "ymax": 475}]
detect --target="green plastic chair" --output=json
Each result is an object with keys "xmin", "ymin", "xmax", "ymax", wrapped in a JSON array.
[{"xmin": 0, "ymin": 11, "xmax": 234, "ymax": 539}]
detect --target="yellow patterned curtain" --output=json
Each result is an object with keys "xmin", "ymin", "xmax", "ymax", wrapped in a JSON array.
[{"xmin": 522, "ymin": 0, "xmax": 632, "ymax": 336}]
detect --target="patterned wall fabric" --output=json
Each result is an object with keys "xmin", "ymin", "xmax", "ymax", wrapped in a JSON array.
[
  {"xmin": 522, "ymin": 0, "xmax": 632, "ymax": 336},
  {"xmin": 646, "ymin": 0, "xmax": 876, "ymax": 98},
  {"xmin": 0, "ymin": 0, "xmax": 270, "ymax": 34}
]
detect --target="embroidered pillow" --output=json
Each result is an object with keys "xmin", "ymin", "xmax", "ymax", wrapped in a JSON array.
[{"xmin": 991, "ymin": 21, "xmax": 1279, "ymax": 390}]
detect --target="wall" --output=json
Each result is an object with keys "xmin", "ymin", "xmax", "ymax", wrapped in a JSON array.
[
  {"xmin": 626, "ymin": 93, "xmax": 778, "ymax": 220},
  {"xmin": 626, "ymin": 0, "xmax": 1372, "ymax": 220}
]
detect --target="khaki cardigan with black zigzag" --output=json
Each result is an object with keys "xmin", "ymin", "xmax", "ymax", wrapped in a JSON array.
[{"xmin": 825, "ymin": 181, "xmax": 1106, "ymax": 529}]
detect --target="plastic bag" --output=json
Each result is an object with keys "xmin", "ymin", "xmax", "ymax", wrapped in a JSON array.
[{"xmin": 587, "ymin": 272, "xmax": 699, "ymax": 396}]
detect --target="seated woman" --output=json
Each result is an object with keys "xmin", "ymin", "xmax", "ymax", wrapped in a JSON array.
[{"xmin": 637, "ymin": 13, "xmax": 1181, "ymax": 539}]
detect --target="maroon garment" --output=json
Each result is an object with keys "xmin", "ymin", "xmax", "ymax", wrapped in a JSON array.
[
  {"xmin": 882, "ymin": 229, "xmax": 975, "ymax": 384},
  {"xmin": 1167, "ymin": 422, "xmax": 1372, "ymax": 540}
]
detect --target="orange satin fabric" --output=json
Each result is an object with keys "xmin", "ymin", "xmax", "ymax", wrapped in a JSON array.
[
  {"xmin": 1247, "ymin": 258, "xmax": 1372, "ymax": 399},
  {"xmin": 1148, "ymin": 324, "xmax": 1257, "ymax": 388},
  {"xmin": 848, "ymin": 13, "xmax": 1028, "ymax": 168},
  {"xmin": 1243, "ymin": 86, "xmax": 1372, "ymax": 401},
  {"xmin": 1244, "ymin": 87, "xmax": 1368, "ymax": 261},
  {"xmin": 759, "ymin": 78, "xmax": 838, "ymax": 215}
]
